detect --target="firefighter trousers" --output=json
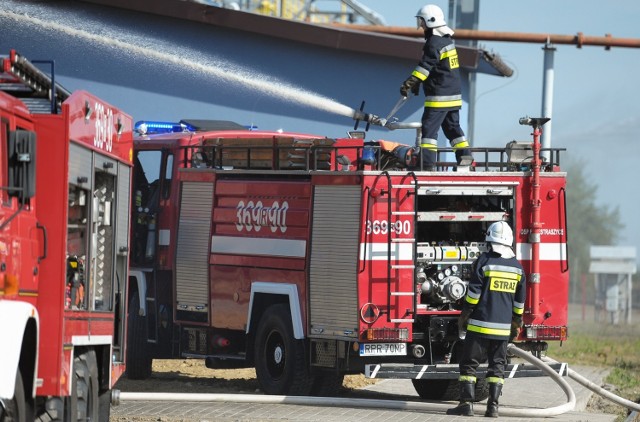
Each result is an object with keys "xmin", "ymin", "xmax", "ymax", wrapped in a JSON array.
[
  {"xmin": 420, "ymin": 108, "xmax": 469, "ymax": 167},
  {"xmin": 459, "ymin": 332, "xmax": 508, "ymax": 382}
]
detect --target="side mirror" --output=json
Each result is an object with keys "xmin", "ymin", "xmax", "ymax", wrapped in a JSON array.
[{"xmin": 8, "ymin": 129, "xmax": 37, "ymax": 200}]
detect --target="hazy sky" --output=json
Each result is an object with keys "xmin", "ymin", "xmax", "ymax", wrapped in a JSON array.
[{"xmin": 365, "ymin": 0, "xmax": 640, "ymax": 259}]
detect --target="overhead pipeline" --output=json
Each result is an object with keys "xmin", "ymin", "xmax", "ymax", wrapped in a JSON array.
[{"xmin": 330, "ymin": 24, "xmax": 640, "ymax": 49}]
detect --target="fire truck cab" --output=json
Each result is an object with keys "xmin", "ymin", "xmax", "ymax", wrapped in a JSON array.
[
  {"xmin": 0, "ymin": 50, "xmax": 133, "ymax": 421},
  {"xmin": 128, "ymin": 117, "xmax": 568, "ymax": 401}
]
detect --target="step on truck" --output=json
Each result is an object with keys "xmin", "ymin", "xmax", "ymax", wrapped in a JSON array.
[
  {"xmin": 128, "ymin": 116, "xmax": 568, "ymax": 401},
  {"xmin": 0, "ymin": 50, "xmax": 133, "ymax": 421}
]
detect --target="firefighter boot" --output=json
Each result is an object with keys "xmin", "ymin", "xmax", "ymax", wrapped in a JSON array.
[
  {"xmin": 455, "ymin": 149, "xmax": 474, "ymax": 167},
  {"xmin": 484, "ymin": 382, "xmax": 503, "ymax": 418},
  {"xmin": 446, "ymin": 381, "xmax": 475, "ymax": 416}
]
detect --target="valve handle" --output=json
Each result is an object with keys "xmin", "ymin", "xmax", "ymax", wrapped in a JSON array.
[{"xmin": 354, "ymin": 100, "xmax": 366, "ymax": 131}]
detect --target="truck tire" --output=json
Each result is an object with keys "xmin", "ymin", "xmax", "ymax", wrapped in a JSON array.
[
  {"xmin": 98, "ymin": 388, "xmax": 111, "ymax": 422},
  {"xmin": 411, "ymin": 378, "xmax": 458, "ymax": 400},
  {"xmin": 70, "ymin": 350, "xmax": 99, "ymax": 421},
  {"xmin": 126, "ymin": 292, "xmax": 152, "ymax": 379},
  {"xmin": 474, "ymin": 378, "xmax": 489, "ymax": 401},
  {"xmin": 254, "ymin": 304, "xmax": 313, "ymax": 396},
  {"xmin": 310, "ymin": 373, "xmax": 345, "ymax": 397},
  {"xmin": 411, "ymin": 378, "xmax": 489, "ymax": 402},
  {"xmin": 1, "ymin": 370, "xmax": 29, "ymax": 422}
]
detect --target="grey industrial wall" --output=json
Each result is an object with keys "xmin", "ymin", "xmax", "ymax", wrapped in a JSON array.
[{"xmin": 1, "ymin": 0, "xmax": 470, "ymax": 146}]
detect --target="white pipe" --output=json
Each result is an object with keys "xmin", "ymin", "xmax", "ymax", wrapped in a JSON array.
[
  {"xmin": 540, "ymin": 41, "xmax": 556, "ymax": 163},
  {"xmin": 114, "ymin": 344, "xmax": 577, "ymax": 418},
  {"xmin": 543, "ymin": 355, "xmax": 640, "ymax": 412},
  {"xmin": 385, "ymin": 121, "xmax": 421, "ymax": 130}
]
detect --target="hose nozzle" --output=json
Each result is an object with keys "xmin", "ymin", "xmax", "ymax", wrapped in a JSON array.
[
  {"xmin": 352, "ymin": 110, "xmax": 366, "ymax": 121},
  {"xmin": 358, "ymin": 96, "xmax": 408, "ymax": 130},
  {"xmin": 367, "ymin": 113, "xmax": 384, "ymax": 126},
  {"xmin": 352, "ymin": 110, "xmax": 383, "ymax": 125},
  {"xmin": 353, "ymin": 101, "xmax": 385, "ymax": 131}
]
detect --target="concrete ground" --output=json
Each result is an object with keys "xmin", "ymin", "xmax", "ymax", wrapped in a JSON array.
[{"xmin": 111, "ymin": 362, "xmax": 617, "ymax": 421}]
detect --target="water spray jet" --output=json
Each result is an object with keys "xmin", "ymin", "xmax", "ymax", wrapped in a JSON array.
[{"xmin": 0, "ymin": 7, "xmax": 357, "ymax": 121}]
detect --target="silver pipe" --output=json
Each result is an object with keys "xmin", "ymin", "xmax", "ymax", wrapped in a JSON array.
[{"xmin": 540, "ymin": 41, "xmax": 556, "ymax": 162}]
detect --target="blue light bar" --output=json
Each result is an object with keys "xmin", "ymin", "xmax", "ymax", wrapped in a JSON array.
[{"xmin": 135, "ymin": 120, "xmax": 196, "ymax": 134}]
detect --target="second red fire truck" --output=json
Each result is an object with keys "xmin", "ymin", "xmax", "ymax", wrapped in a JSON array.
[
  {"xmin": 0, "ymin": 50, "xmax": 133, "ymax": 421},
  {"xmin": 127, "ymin": 113, "xmax": 569, "ymax": 400}
]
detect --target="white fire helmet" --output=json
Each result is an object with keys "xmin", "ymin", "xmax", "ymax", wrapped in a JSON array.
[
  {"xmin": 415, "ymin": 4, "xmax": 447, "ymax": 29},
  {"xmin": 485, "ymin": 221, "xmax": 515, "ymax": 258}
]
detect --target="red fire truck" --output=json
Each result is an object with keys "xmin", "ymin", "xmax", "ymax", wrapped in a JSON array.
[
  {"xmin": 127, "ymin": 115, "xmax": 568, "ymax": 400},
  {"xmin": 0, "ymin": 50, "xmax": 133, "ymax": 421}
]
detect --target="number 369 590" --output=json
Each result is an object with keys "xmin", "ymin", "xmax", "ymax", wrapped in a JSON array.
[{"xmin": 366, "ymin": 220, "xmax": 411, "ymax": 235}]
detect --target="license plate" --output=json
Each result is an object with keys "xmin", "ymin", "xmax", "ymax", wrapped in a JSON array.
[{"xmin": 359, "ymin": 343, "xmax": 407, "ymax": 356}]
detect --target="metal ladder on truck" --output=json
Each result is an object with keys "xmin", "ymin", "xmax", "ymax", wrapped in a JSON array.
[
  {"xmin": 381, "ymin": 171, "xmax": 419, "ymax": 324},
  {"xmin": 1, "ymin": 49, "xmax": 70, "ymax": 114}
]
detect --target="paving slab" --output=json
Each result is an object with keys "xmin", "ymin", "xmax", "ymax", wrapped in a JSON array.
[
  {"xmin": 359, "ymin": 363, "xmax": 616, "ymax": 421},
  {"xmin": 111, "ymin": 363, "xmax": 618, "ymax": 421}
]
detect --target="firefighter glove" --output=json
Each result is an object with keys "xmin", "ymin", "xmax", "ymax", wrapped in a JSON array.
[
  {"xmin": 400, "ymin": 75, "xmax": 421, "ymax": 97},
  {"xmin": 458, "ymin": 308, "xmax": 473, "ymax": 333},
  {"xmin": 509, "ymin": 316, "xmax": 523, "ymax": 342}
]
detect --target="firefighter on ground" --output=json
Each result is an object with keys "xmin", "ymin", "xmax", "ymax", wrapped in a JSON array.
[
  {"xmin": 400, "ymin": 4, "xmax": 472, "ymax": 170},
  {"xmin": 447, "ymin": 221, "xmax": 526, "ymax": 417}
]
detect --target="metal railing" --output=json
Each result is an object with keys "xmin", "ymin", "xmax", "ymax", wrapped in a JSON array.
[
  {"xmin": 180, "ymin": 141, "xmax": 566, "ymax": 173},
  {"xmin": 225, "ymin": 0, "xmax": 381, "ymax": 25}
]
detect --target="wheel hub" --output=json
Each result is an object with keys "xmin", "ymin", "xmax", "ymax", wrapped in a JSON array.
[{"xmin": 273, "ymin": 345, "xmax": 283, "ymax": 364}]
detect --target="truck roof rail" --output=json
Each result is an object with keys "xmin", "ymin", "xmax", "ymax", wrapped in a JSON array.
[{"xmin": 178, "ymin": 138, "xmax": 565, "ymax": 173}]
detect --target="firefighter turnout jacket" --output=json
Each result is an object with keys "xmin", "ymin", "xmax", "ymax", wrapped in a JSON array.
[
  {"xmin": 411, "ymin": 34, "xmax": 462, "ymax": 110},
  {"xmin": 463, "ymin": 251, "xmax": 526, "ymax": 340}
]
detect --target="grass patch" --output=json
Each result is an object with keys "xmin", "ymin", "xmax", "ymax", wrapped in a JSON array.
[{"xmin": 547, "ymin": 314, "xmax": 640, "ymax": 421}]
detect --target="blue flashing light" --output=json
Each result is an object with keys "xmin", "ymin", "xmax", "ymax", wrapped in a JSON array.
[
  {"xmin": 361, "ymin": 147, "xmax": 376, "ymax": 165},
  {"xmin": 135, "ymin": 120, "xmax": 196, "ymax": 135}
]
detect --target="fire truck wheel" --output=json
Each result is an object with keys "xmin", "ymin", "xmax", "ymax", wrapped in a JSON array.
[
  {"xmin": 126, "ymin": 292, "xmax": 153, "ymax": 379},
  {"xmin": 254, "ymin": 304, "xmax": 314, "ymax": 396},
  {"xmin": 98, "ymin": 389, "xmax": 111, "ymax": 422},
  {"xmin": 309, "ymin": 373, "xmax": 345, "ymax": 397},
  {"xmin": 70, "ymin": 351, "xmax": 99, "ymax": 421},
  {"xmin": 2, "ymin": 370, "xmax": 30, "ymax": 422},
  {"xmin": 411, "ymin": 378, "xmax": 457, "ymax": 400},
  {"xmin": 411, "ymin": 378, "xmax": 489, "ymax": 402},
  {"xmin": 474, "ymin": 378, "xmax": 489, "ymax": 401}
]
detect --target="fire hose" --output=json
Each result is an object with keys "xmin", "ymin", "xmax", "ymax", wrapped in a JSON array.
[
  {"xmin": 542, "ymin": 355, "xmax": 640, "ymax": 413},
  {"xmin": 117, "ymin": 344, "xmax": 640, "ymax": 418}
]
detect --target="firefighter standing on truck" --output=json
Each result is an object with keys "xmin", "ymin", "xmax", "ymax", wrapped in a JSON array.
[
  {"xmin": 447, "ymin": 221, "xmax": 526, "ymax": 418},
  {"xmin": 400, "ymin": 4, "xmax": 471, "ymax": 170}
]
